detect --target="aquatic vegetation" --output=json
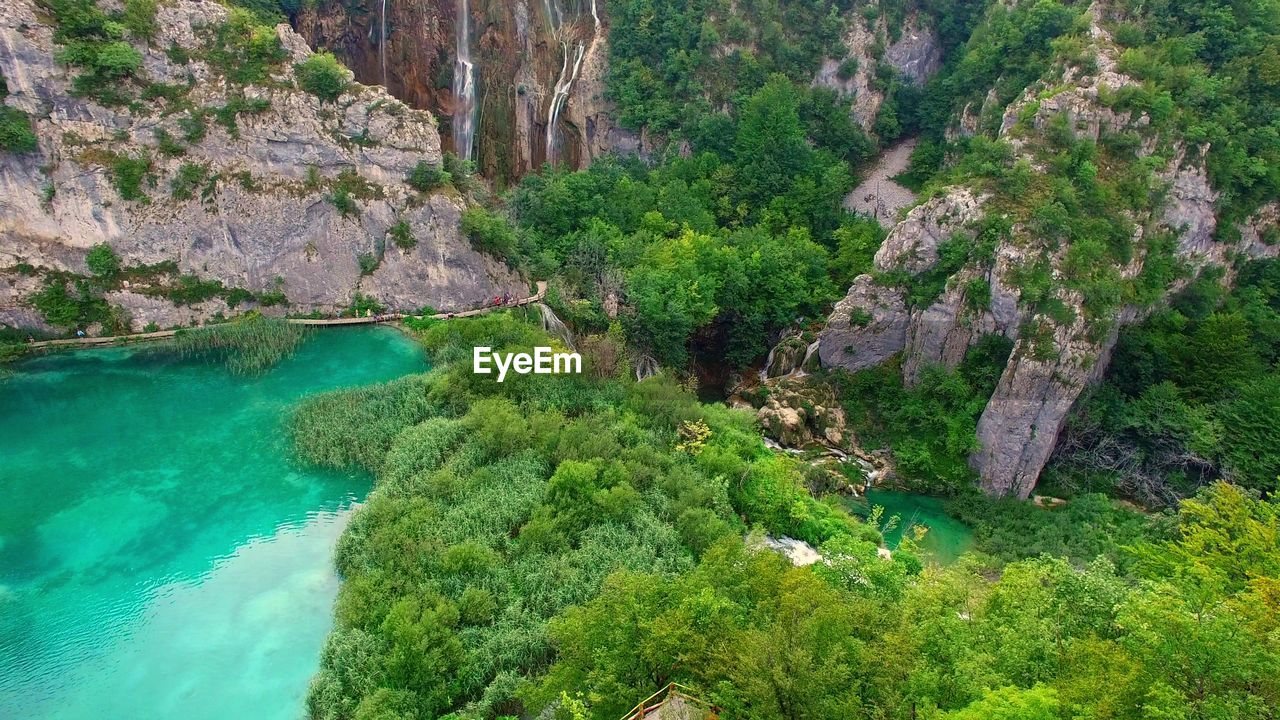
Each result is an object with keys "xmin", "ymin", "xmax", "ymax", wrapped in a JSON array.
[{"xmin": 171, "ymin": 314, "xmax": 307, "ymax": 374}]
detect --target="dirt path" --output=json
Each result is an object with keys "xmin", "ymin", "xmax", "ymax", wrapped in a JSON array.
[
  {"xmin": 24, "ymin": 281, "xmax": 547, "ymax": 350},
  {"xmin": 844, "ymin": 138, "xmax": 918, "ymax": 227}
]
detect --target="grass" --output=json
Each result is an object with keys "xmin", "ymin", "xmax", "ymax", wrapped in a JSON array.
[
  {"xmin": 171, "ymin": 314, "xmax": 307, "ymax": 375},
  {"xmin": 290, "ymin": 374, "xmax": 438, "ymax": 472}
]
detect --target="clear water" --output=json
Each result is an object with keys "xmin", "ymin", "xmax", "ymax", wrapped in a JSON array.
[
  {"xmin": 0, "ymin": 327, "xmax": 426, "ymax": 720},
  {"xmin": 856, "ymin": 489, "xmax": 974, "ymax": 564}
]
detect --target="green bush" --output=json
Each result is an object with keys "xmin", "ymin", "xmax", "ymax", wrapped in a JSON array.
[
  {"xmin": 294, "ymin": 52, "xmax": 349, "ymax": 101},
  {"xmin": 0, "ymin": 107, "xmax": 38, "ymax": 153},
  {"xmin": 170, "ymin": 162, "xmax": 209, "ymax": 200},
  {"xmin": 459, "ymin": 206, "xmax": 517, "ymax": 260},
  {"xmin": 85, "ymin": 243, "xmax": 120, "ymax": 277},
  {"xmin": 328, "ymin": 187, "xmax": 358, "ymax": 217},
  {"xmin": 121, "ymin": 0, "xmax": 158, "ymax": 41},
  {"xmin": 388, "ymin": 219, "xmax": 416, "ymax": 249},
  {"xmin": 109, "ymin": 152, "xmax": 153, "ymax": 202},
  {"xmin": 201, "ymin": 9, "xmax": 287, "ymax": 85},
  {"xmin": 407, "ymin": 160, "xmax": 448, "ymax": 192},
  {"xmin": 357, "ymin": 252, "xmax": 380, "ymax": 275}
]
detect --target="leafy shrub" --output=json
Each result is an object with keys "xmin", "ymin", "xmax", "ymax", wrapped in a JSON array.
[
  {"xmin": 201, "ymin": 9, "xmax": 287, "ymax": 85},
  {"xmin": 170, "ymin": 162, "xmax": 209, "ymax": 200},
  {"xmin": 0, "ymin": 107, "xmax": 38, "ymax": 153},
  {"xmin": 387, "ymin": 220, "xmax": 416, "ymax": 249},
  {"xmin": 460, "ymin": 207, "xmax": 517, "ymax": 260},
  {"xmin": 407, "ymin": 160, "xmax": 449, "ymax": 192},
  {"xmin": 328, "ymin": 187, "xmax": 358, "ymax": 217},
  {"xmin": 294, "ymin": 52, "xmax": 348, "ymax": 101},
  {"xmin": 357, "ymin": 252, "xmax": 380, "ymax": 275},
  {"xmin": 109, "ymin": 152, "xmax": 153, "ymax": 202},
  {"xmin": 85, "ymin": 243, "xmax": 120, "ymax": 277},
  {"xmin": 31, "ymin": 277, "xmax": 110, "ymax": 329},
  {"xmin": 121, "ymin": 0, "xmax": 158, "ymax": 41}
]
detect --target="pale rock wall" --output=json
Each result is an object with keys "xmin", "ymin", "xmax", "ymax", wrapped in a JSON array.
[{"xmin": 0, "ymin": 0, "xmax": 524, "ymax": 332}]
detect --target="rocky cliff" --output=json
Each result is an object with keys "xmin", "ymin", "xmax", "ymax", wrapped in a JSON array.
[
  {"xmin": 298, "ymin": 0, "xmax": 939, "ymax": 185},
  {"xmin": 817, "ymin": 7, "xmax": 1279, "ymax": 498},
  {"xmin": 0, "ymin": 0, "xmax": 524, "ymax": 334},
  {"xmin": 298, "ymin": 0, "xmax": 613, "ymax": 184}
]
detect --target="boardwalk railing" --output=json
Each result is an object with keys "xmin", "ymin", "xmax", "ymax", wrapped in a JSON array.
[
  {"xmin": 23, "ymin": 281, "xmax": 547, "ymax": 350},
  {"xmin": 620, "ymin": 683, "xmax": 718, "ymax": 720}
]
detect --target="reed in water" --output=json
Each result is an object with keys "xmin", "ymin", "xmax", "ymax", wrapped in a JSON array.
[{"xmin": 172, "ymin": 314, "xmax": 307, "ymax": 375}]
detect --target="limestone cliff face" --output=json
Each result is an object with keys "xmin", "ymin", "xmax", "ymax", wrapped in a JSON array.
[
  {"xmin": 298, "ymin": 0, "xmax": 609, "ymax": 184},
  {"xmin": 813, "ymin": 10, "xmax": 942, "ymax": 131},
  {"xmin": 817, "ymin": 9, "xmax": 1279, "ymax": 498},
  {"xmin": 0, "ymin": 0, "xmax": 523, "ymax": 333},
  {"xmin": 298, "ymin": 0, "xmax": 938, "ymax": 185},
  {"xmin": 819, "ymin": 189, "xmax": 1001, "ymax": 376}
]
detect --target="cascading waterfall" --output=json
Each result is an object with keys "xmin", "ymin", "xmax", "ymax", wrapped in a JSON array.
[
  {"xmin": 545, "ymin": 39, "xmax": 585, "ymax": 165},
  {"xmin": 379, "ymin": 0, "xmax": 388, "ymax": 86},
  {"xmin": 452, "ymin": 0, "xmax": 477, "ymax": 160},
  {"xmin": 536, "ymin": 303, "xmax": 576, "ymax": 350},
  {"xmin": 799, "ymin": 340, "xmax": 820, "ymax": 373},
  {"xmin": 635, "ymin": 354, "xmax": 659, "ymax": 382},
  {"xmin": 759, "ymin": 344, "xmax": 779, "ymax": 382}
]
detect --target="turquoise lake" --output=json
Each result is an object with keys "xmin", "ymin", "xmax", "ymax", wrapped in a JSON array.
[
  {"xmin": 855, "ymin": 489, "xmax": 975, "ymax": 564},
  {"xmin": 0, "ymin": 327, "xmax": 426, "ymax": 719}
]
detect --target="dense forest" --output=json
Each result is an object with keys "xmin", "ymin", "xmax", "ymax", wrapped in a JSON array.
[
  {"xmin": 283, "ymin": 0, "xmax": 1280, "ymax": 717},
  {"xmin": 6, "ymin": 0, "xmax": 1278, "ymax": 716}
]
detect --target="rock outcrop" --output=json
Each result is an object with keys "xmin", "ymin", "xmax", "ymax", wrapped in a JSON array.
[
  {"xmin": 814, "ymin": 11, "xmax": 942, "ymax": 131},
  {"xmin": 819, "ymin": 189, "xmax": 991, "ymax": 373},
  {"xmin": 1, "ymin": 0, "xmax": 523, "ymax": 333},
  {"xmin": 818, "ymin": 8, "xmax": 1279, "ymax": 498}
]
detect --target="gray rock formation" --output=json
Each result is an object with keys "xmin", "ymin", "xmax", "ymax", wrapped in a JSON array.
[
  {"xmin": 0, "ymin": 0, "xmax": 524, "ymax": 333},
  {"xmin": 815, "ymin": 11, "xmax": 941, "ymax": 132},
  {"xmin": 819, "ymin": 8, "xmax": 1279, "ymax": 498},
  {"xmin": 819, "ymin": 189, "xmax": 988, "ymax": 371}
]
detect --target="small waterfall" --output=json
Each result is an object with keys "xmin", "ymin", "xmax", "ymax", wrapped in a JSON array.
[
  {"xmin": 634, "ymin": 354, "xmax": 659, "ymax": 382},
  {"xmin": 798, "ymin": 340, "xmax": 820, "ymax": 373},
  {"xmin": 545, "ymin": 39, "xmax": 585, "ymax": 165},
  {"xmin": 759, "ymin": 343, "xmax": 778, "ymax": 382},
  {"xmin": 379, "ymin": 0, "xmax": 388, "ymax": 86},
  {"xmin": 589, "ymin": 0, "xmax": 599, "ymax": 29},
  {"xmin": 536, "ymin": 303, "xmax": 576, "ymax": 350},
  {"xmin": 452, "ymin": 0, "xmax": 477, "ymax": 160}
]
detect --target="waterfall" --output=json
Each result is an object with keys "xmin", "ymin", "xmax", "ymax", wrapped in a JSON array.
[
  {"xmin": 759, "ymin": 343, "xmax": 778, "ymax": 382},
  {"xmin": 635, "ymin": 354, "xmax": 659, "ymax": 382},
  {"xmin": 798, "ymin": 340, "xmax": 820, "ymax": 374},
  {"xmin": 379, "ymin": 0, "xmax": 388, "ymax": 86},
  {"xmin": 545, "ymin": 40, "xmax": 585, "ymax": 165},
  {"xmin": 589, "ymin": 0, "xmax": 599, "ymax": 30},
  {"xmin": 452, "ymin": 0, "xmax": 477, "ymax": 160},
  {"xmin": 536, "ymin": 303, "xmax": 576, "ymax": 350}
]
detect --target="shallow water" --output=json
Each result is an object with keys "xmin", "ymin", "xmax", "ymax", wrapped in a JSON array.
[
  {"xmin": 0, "ymin": 327, "xmax": 426, "ymax": 719},
  {"xmin": 856, "ymin": 489, "xmax": 974, "ymax": 564}
]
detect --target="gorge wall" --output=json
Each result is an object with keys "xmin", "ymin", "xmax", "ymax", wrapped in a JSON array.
[
  {"xmin": 818, "ymin": 7, "xmax": 1279, "ymax": 498},
  {"xmin": 297, "ymin": 0, "xmax": 614, "ymax": 184},
  {"xmin": 0, "ymin": 0, "xmax": 524, "ymax": 334},
  {"xmin": 296, "ymin": 0, "xmax": 941, "ymax": 185}
]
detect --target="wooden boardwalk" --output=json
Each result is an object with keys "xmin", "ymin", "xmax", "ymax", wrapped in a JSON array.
[{"xmin": 24, "ymin": 281, "xmax": 547, "ymax": 350}]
